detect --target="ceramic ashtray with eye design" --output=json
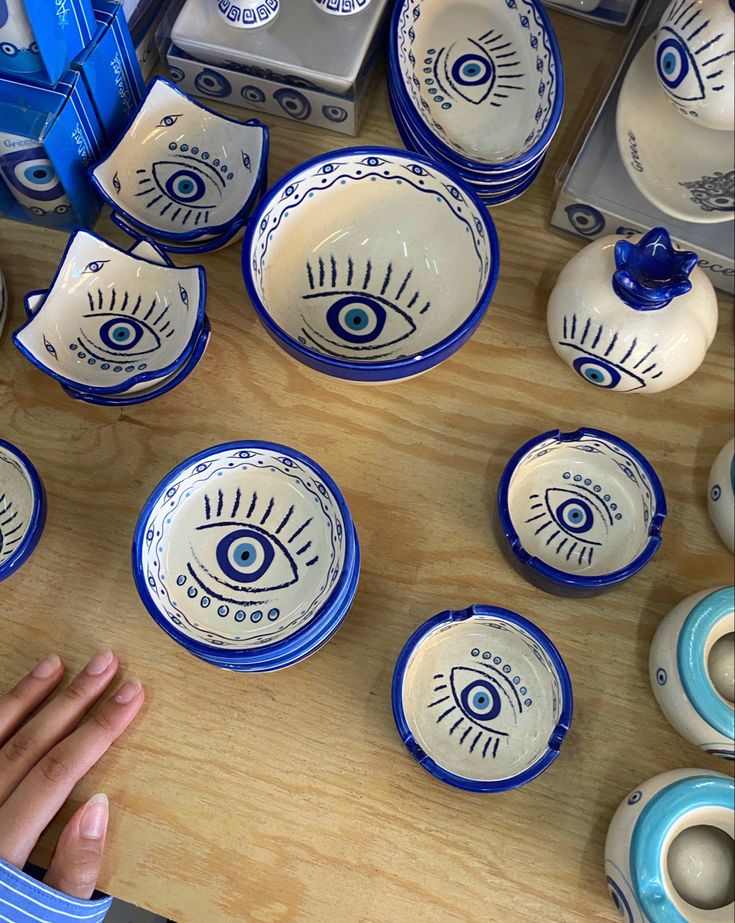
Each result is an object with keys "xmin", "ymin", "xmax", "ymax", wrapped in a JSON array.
[
  {"xmin": 91, "ymin": 77, "xmax": 269, "ymax": 244},
  {"xmin": 0, "ymin": 439, "xmax": 46, "ymax": 582},
  {"xmin": 708, "ymin": 438, "xmax": 734, "ymax": 553},
  {"xmin": 391, "ymin": 605, "xmax": 573, "ymax": 792},
  {"xmin": 242, "ymin": 147, "xmax": 500, "ymax": 383},
  {"xmin": 496, "ymin": 427, "xmax": 667, "ymax": 597},
  {"xmin": 547, "ymin": 228, "xmax": 718, "ymax": 394},
  {"xmin": 388, "ymin": 0, "xmax": 564, "ymax": 170},
  {"xmin": 650, "ymin": 587, "xmax": 734, "ymax": 761},
  {"xmin": 605, "ymin": 769, "xmax": 734, "ymax": 923},
  {"xmin": 13, "ymin": 231, "xmax": 207, "ymax": 397},
  {"xmin": 133, "ymin": 442, "xmax": 360, "ymax": 672}
]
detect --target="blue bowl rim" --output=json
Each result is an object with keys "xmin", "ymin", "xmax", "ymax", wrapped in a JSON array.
[
  {"xmin": 89, "ymin": 76, "xmax": 270, "ymax": 242},
  {"xmin": 0, "ymin": 438, "xmax": 47, "ymax": 583},
  {"xmin": 241, "ymin": 145, "xmax": 501, "ymax": 382},
  {"xmin": 12, "ymin": 229, "xmax": 207, "ymax": 397},
  {"xmin": 109, "ymin": 209, "xmax": 247, "ymax": 255},
  {"xmin": 391, "ymin": 604, "xmax": 574, "ymax": 793},
  {"xmin": 387, "ymin": 0, "xmax": 565, "ymax": 171},
  {"xmin": 132, "ymin": 440, "xmax": 361, "ymax": 670},
  {"xmin": 496, "ymin": 427, "xmax": 667, "ymax": 591}
]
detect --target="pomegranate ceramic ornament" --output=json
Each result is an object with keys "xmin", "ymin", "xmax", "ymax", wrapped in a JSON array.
[{"xmin": 547, "ymin": 227, "xmax": 718, "ymax": 394}]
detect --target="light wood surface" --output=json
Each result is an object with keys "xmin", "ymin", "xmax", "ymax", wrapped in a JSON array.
[{"xmin": 0, "ymin": 11, "xmax": 733, "ymax": 923}]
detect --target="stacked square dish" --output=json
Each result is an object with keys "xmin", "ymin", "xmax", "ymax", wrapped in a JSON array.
[
  {"xmin": 90, "ymin": 78, "xmax": 269, "ymax": 254},
  {"xmin": 387, "ymin": 0, "xmax": 564, "ymax": 206},
  {"xmin": 12, "ymin": 231, "xmax": 210, "ymax": 406}
]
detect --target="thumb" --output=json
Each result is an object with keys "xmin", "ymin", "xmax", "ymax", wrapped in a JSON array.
[{"xmin": 43, "ymin": 793, "xmax": 109, "ymax": 900}]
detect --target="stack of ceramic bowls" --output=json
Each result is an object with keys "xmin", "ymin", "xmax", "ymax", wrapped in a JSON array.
[
  {"xmin": 0, "ymin": 438, "xmax": 46, "ymax": 583},
  {"xmin": 12, "ymin": 232, "xmax": 209, "ymax": 407},
  {"xmin": 91, "ymin": 77, "xmax": 269, "ymax": 254},
  {"xmin": 133, "ymin": 442, "xmax": 360, "ymax": 672},
  {"xmin": 387, "ymin": 0, "xmax": 564, "ymax": 206}
]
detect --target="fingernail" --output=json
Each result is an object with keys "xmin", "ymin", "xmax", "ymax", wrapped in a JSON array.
[
  {"xmin": 80, "ymin": 793, "xmax": 108, "ymax": 839},
  {"xmin": 85, "ymin": 649, "xmax": 114, "ymax": 676},
  {"xmin": 115, "ymin": 678, "xmax": 143, "ymax": 704},
  {"xmin": 32, "ymin": 654, "xmax": 62, "ymax": 679}
]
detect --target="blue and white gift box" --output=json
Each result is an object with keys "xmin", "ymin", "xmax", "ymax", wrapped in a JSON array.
[
  {"xmin": 0, "ymin": 68, "xmax": 104, "ymax": 228},
  {"xmin": 0, "ymin": 0, "xmax": 97, "ymax": 85}
]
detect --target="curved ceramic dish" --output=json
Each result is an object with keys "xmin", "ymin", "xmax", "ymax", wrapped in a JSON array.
[
  {"xmin": 708, "ymin": 438, "xmax": 734, "ymax": 552},
  {"xmin": 605, "ymin": 769, "xmax": 734, "ymax": 923},
  {"xmin": 0, "ymin": 438, "xmax": 46, "ymax": 582},
  {"xmin": 12, "ymin": 232, "xmax": 206, "ymax": 396},
  {"xmin": 392, "ymin": 605, "xmax": 573, "ymax": 792},
  {"xmin": 389, "ymin": 0, "xmax": 564, "ymax": 169},
  {"xmin": 650, "ymin": 587, "xmax": 735, "ymax": 760},
  {"xmin": 616, "ymin": 35, "xmax": 734, "ymax": 224},
  {"xmin": 110, "ymin": 210, "xmax": 247, "ymax": 255},
  {"xmin": 91, "ymin": 77, "xmax": 269, "ymax": 242},
  {"xmin": 133, "ymin": 442, "xmax": 360, "ymax": 671},
  {"xmin": 242, "ymin": 147, "xmax": 500, "ymax": 383},
  {"xmin": 496, "ymin": 427, "xmax": 666, "ymax": 596}
]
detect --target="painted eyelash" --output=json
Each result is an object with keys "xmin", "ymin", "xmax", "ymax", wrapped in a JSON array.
[
  {"xmin": 664, "ymin": 0, "xmax": 734, "ymax": 83},
  {"xmin": 560, "ymin": 313, "xmax": 663, "ymax": 380},
  {"xmin": 83, "ymin": 288, "xmax": 176, "ymax": 339},
  {"xmin": 0, "ymin": 498, "xmax": 24, "ymax": 561},
  {"xmin": 304, "ymin": 256, "xmax": 431, "ymax": 315}
]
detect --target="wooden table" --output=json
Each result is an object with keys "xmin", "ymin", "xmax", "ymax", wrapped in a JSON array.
[{"xmin": 1, "ymin": 11, "xmax": 732, "ymax": 923}]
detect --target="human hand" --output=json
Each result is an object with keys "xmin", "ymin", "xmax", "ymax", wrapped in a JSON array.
[{"xmin": 0, "ymin": 651, "xmax": 144, "ymax": 899}]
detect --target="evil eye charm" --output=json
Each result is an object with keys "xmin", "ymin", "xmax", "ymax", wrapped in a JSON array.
[
  {"xmin": 242, "ymin": 85, "xmax": 266, "ymax": 103},
  {"xmin": 572, "ymin": 356, "xmax": 622, "ymax": 389},
  {"xmin": 0, "ymin": 147, "xmax": 65, "ymax": 202},
  {"xmin": 274, "ymin": 88, "xmax": 311, "ymax": 120},
  {"xmin": 326, "ymin": 296, "xmax": 387, "ymax": 343},
  {"xmin": 194, "ymin": 69, "xmax": 232, "ymax": 98},
  {"xmin": 565, "ymin": 203, "xmax": 605, "ymax": 237},
  {"xmin": 655, "ymin": 28, "xmax": 705, "ymax": 102},
  {"xmin": 322, "ymin": 104, "xmax": 348, "ymax": 123}
]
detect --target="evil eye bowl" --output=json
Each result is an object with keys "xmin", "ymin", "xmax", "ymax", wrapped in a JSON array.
[
  {"xmin": 0, "ymin": 439, "xmax": 46, "ymax": 582},
  {"xmin": 708, "ymin": 438, "xmax": 734, "ymax": 553},
  {"xmin": 605, "ymin": 769, "xmax": 734, "ymax": 923},
  {"xmin": 12, "ymin": 233, "xmax": 207, "ymax": 398},
  {"xmin": 496, "ymin": 427, "xmax": 666, "ymax": 597},
  {"xmin": 110, "ymin": 210, "xmax": 247, "ymax": 255},
  {"xmin": 242, "ymin": 147, "xmax": 500, "ymax": 383},
  {"xmin": 616, "ymin": 34, "xmax": 734, "ymax": 224},
  {"xmin": 655, "ymin": 0, "xmax": 735, "ymax": 132},
  {"xmin": 133, "ymin": 442, "xmax": 360, "ymax": 671},
  {"xmin": 391, "ymin": 605, "xmax": 573, "ymax": 792},
  {"xmin": 91, "ymin": 77, "xmax": 269, "ymax": 244},
  {"xmin": 650, "ymin": 587, "xmax": 734, "ymax": 760},
  {"xmin": 388, "ymin": 0, "xmax": 564, "ymax": 176}
]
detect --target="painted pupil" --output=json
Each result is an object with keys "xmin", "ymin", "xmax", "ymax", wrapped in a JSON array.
[
  {"xmin": 234, "ymin": 543, "xmax": 256, "ymax": 565},
  {"xmin": 345, "ymin": 309, "xmax": 368, "ymax": 329}
]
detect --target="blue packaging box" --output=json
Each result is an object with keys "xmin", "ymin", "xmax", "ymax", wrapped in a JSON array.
[
  {"xmin": 73, "ymin": 0, "xmax": 145, "ymax": 145},
  {"xmin": 0, "ymin": 0, "xmax": 98, "ymax": 86},
  {"xmin": 0, "ymin": 68, "xmax": 105, "ymax": 229}
]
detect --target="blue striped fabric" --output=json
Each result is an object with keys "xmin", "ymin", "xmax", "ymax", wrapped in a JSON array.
[{"xmin": 0, "ymin": 860, "xmax": 111, "ymax": 923}]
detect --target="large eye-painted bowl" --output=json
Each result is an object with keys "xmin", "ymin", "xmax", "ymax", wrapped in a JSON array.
[
  {"xmin": 496, "ymin": 427, "xmax": 666, "ymax": 597},
  {"xmin": 133, "ymin": 442, "xmax": 360, "ymax": 672},
  {"xmin": 12, "ymin": 232, "xmax": 207, "ymax": 397},
  {"xmin": 90, "ymin": 77, "xmax": 269, "ymax": 243},
  {"xmin": 0, "ymin": 438, "xmax": 46, "ymax": 582},
  {"xmin": 616, "ymin": 34, "xmax": 734, "ymax": 224},
  {"xmin": 650, "ymin": 587, "xmax": 734, "ymax": 761},
  {"xmin": 605, "ymin": 769, "xmax": 734, "ymax": 923},
  {"xmin": 655, "ymin": 0, "xmax": 735, "ymax": 132},
  {"xmin": 388, "ymin": 0, "xmax": 564, "ymax": 170},
  {"xmin": 242, "ymin": 147, "xmax": 500, "ymax": 383},
  {"xmin": 391, "ymin": 605, "xmax": 573, "ymax": 792},
  {"xmin": 708, "ymin": 438, "xmax": 734, "ymax": 553}
]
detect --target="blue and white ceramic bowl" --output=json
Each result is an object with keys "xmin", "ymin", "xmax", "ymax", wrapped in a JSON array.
[
  {"xmin": 389, "ymin": 0, "xmax": 564, "ymax": 171},
  {"xmin": 242, "ymin": 147, "xmax": 500, "ymax": 383},
  {"xmin": 133, "ymin": 442, "xmax": 360, "ymax": 672},
  {"xmin": 605, "ymin": 769, "xmax": 734, "ymax": 923},
  {"xmin": 650, "ymin": 587, "xmax": 734, "ymax": 760},
  {"xmin": 91, "ymin": 78, "xmax": 269, "ymax": 245},
  {"xmin": 0, "ymin": 438, "xmax": 46, "ymax": 582},
  {"xmin": 496, "ymin": 427, "xmax": 666, "ymax": 597},
  {"xmin": 392, "ymin": 604, "xmax": 573, "ymax": 792},
  {"xmin": 13, "ymin": 233, "xmax": 207, "ymax": 397},
  {"xmin": 110, "ymin": 210, "xmax": 248, "ymax": 255}
]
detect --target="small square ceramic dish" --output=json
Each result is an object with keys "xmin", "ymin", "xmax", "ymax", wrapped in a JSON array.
[
  {"xmin": 242, "ymin": 147, "xmax": 500, "ymax": 383},
  {"xmin": 133, "ymin": 442, "xmax": 360, "ymax": 671},
  {"xmin": 13, "ymin": 232, "xmax": 206, "ymax": 396},
  {"xmin": 391, "ymin": 604, "xmax": 573, "ymax": 792},
  {"xmin": 389, "ymin": 0, "xmax": 564, "ymax": 170},
  {"xmin": 496, "ymin": 427, "xmax": 666, "ymax": 596},
  {"xmin": 91, "ymin": 77, "xmax": 269, "ymax": 242},
  {"xmin": 0, "ymin": 439, "xmax": 46, "ymax": 582}
]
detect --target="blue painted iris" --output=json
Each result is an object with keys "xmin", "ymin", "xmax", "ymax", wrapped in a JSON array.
[
  {"xmin": 655, "ymin": 28, "xmax": 705, "ymax": 101},
  {"xmin": 326, "ymin": 296, "xmax": 386, "ymax": 343},
  {"xmin": 572, "ymin": 356, "xmax": 622, "ymax": 389},
  {"xmin": 99, "ymin": 318, "xmax": 145, "ymax": 351},
  {"xmin": 215, "ymin": 528, "xmax": 275, "ymax": 583},
  {"xmin": 459, "ymin": 678, "xmax": 502, "ymax": 722},
  {"xmin": 555, "ymin": 497, "xmax": 594, "ymax": 534},
  {"xmin": 163, "ymin": 169, "xmax": 206, "ymax": 203},
  {"xmin": 452, "ymin": 53, "xmax": 494, "ymax": 87}
]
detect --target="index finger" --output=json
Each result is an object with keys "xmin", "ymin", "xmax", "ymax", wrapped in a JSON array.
[
  {"xmin": 0, "ymin": 655, "xmax": 65, "ymax": 747},
  {"xmin": 0, "ymin": 678, "xmax": 144, "ymax": 869}
]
